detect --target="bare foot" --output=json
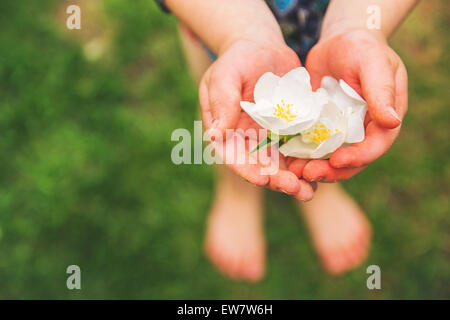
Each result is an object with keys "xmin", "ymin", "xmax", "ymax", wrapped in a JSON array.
[
  {"xmin": 299, "ymin": 183, "xmax": 372, "ymax": 275},
  {"xmin": 205, "ymin": 168, "xmax": 265, "ymax": 282}
]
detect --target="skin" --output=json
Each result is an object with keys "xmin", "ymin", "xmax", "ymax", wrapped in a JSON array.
[
  {"xmin": 290, "ymin": 29, "xmax": 409, "ymax": 182},
  {"xmin": 200, "ymin": 40, "xmax": 315, "ymax": 200},
  {"xmin": 165, "ymin": 0, "xmax": 419, "ymax": 191},
  {"xmin": 168, "ymin": 0, "xmax": 419, "ymax": 279},
  {"xmin": 289, "ymin": 0, "xmax": 419, "ymax": 182},
  {"xmin": 166, "ymin": 0, "xmax": 315, "ymax": 200}
]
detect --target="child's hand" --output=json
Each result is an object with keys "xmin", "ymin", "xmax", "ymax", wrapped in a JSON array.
[
  {"xmin": 200, "ymin": 39, "xmax": 316, "ymax": 200},
  {"xmin": 289, "ymin": 29, "xmax": 408, "ymax": 182}
]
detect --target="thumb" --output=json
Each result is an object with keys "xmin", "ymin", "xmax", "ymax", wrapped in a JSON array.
[
  {"xmin": 360, "ymin": 51, "xmax": 402, "ymax": 129},
  {"xmin": 201, "ymin": 64, "xmax": 242, "ymax": 136}
]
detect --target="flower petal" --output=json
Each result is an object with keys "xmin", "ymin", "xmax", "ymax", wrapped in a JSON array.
[
  {"xmin": 254, "ymin": 72, "xmax": 280, "ymax": 103},
  {"xmin": 320, "ymin": 101, "xmax": 344, "ymax": 120},
  {"xmin": 314, "ymin": 87, "xmax": 329, "ymax": 106},
  {"xmin": 316, "ymin": 102, "xmax": 347, "ymax": 136},
  {"xmin": 339, "ymin": 79, "xmax": 365, "ymax": 103},
  {"xmin": 321, "ymin": 76, "xmax": 365, "ymax": 113},
  {"xmin": 240, "ymin": 100, "xmax": 302, "ymax": 134},
  {"xmin": 345, "ymin": 105, "xmax": 367, "ymax": 143},
  {"xmin": 240, "ymin": 101, "xmax": 273, "ymax": 129},
  {"xmin": 276, "ymin": 119, "xmax": 317, "ymax": 135},
  {"xmin": 311, "ymin": 132, "xmax": 345, "ymax": 159},
  {"xmin": 279, "ymin": 136, "xmax": 316, "ymax": 158},
  {"xmin": 273, "ymin": 81, "xmax": 315, "ymax": 118},
  {"xmin": 279, "ymin": 67, "xmax": 312, "ymax": 91}
]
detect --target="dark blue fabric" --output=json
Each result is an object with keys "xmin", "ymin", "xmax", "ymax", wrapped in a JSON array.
[
  {"xmin": 266, "ymin": 0, "xmax": 330, "ymax": 62},
  {"xmin": 155, "ymin": 0, "xmax": 170, "ymax": 13}
]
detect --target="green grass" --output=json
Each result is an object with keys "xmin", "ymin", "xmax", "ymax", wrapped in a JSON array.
[{"xmin": 0, "ymin": 0, "xmax": 448, "ymax": 299}]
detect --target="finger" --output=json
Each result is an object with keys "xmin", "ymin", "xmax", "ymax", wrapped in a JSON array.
[
  {"xmin": 360, "ymin": 49, "xmax": 402, "ymax": 129},
  {"xmin": 203, "ymin": 78, "xmax": 264, "ymax": 185},
  {"xmin": 269, "ymin": 169, "xmax": 301, "ymax": 195},
  {"xmin": 330, "ymin": 62, "xmax": 407, "ymax": 169},
  {"xmin": 329, "ymin": 121, "xmax": 400, "ymax": 168},
  {"xmin": 394, "ymin": 61, "xmax": 409, "ymax": 118},
  {"xmin": 215, "ymin": 149, "xmax": 270, "ymax": 187},
  {"xmin": 287, "ymin": 158, "xmax": 309, "ymax": 178},
  {"xmin": 261, "ymin": 149, "xmax": 300, "ymax": 194},
  {"xmin": 285, "ymin": 156, "xmax": 296, "ymax": 168},
  {"xmin": 303, "ymin": 160, "xmax": 367, "ymax": 182},
  {"xmin": 294, "ymin": 179, "xmax": 316, "ymax": 201},
  {"xmin": 207, "ymin": 63, "xmax": 242, "ymax": 135},
  {"xmin": 228, "ymin": 162, "xmax": 270, "ymax": 187},
  {"xmin": 199, "ymin": 71, "xmax": 214, "ymax": 129},
  {"xmin": 211, "ymin": 132, "xmax": 270, "ymax": 186},
  {"xmin": 286, "ymin": 158, "xmax": 317, "ymax": 199}
]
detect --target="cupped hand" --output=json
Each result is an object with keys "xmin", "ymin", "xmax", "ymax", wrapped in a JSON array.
[
  {"xmin": 199, "ymin": 40, "xmax": 315, "ymax": 200},
  {"xmin": 289, "ymin": 29, "xmax": 408, "ymax": 182}
]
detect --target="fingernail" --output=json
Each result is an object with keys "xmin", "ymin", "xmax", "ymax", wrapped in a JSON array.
[
  {"xmin": 280, "ymin": 189, "xmax": 289, "ymax": 194},
  {"xmin": 387, "ymin": 106, "xmax": 401, "ymax": 122},
  {"xmin": 332, "ymin": 163, "xmax": 349, "ymax": 169}
]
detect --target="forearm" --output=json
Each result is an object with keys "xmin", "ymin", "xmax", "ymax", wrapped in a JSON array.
[
  {"xmin": 164, "ymin": 0, "xmax": 284, "ymax": 55},
  {"xmin": 321, "ymin": 0, "xmax": 419, "ymax": 40}
]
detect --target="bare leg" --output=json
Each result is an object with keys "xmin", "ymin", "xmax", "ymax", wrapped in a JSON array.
[
  {"xmin": 179, "ymin": 25, "xmax": 266, "ymax": 281},
  {"xmin": 205, "ymin": 167, "xmax": 265, "ymax": 281},
  {"xmin": 299, "ymin": 183, "xmax": 372, "ymax": 275}
]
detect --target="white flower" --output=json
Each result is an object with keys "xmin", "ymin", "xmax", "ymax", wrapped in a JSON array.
[
  {"xmin": 279, "ymin": 76, "xmax": 368, "ymax": 159},
  {"xmin": 240, "ymin": 67, "xmax": 328, "ymax": 135}
]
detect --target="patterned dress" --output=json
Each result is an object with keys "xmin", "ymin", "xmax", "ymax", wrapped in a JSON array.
[{"xmin": 265, "ymin": 0, "xmax": 330, "ymax": 62}]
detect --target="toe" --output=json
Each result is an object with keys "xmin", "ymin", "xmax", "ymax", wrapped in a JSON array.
[
  {"xmin": 227, "ymin": 253, "xmax": 242, "ymax": 280},
  {"xmin": 295, "ymin": 180, "xmax": 316, "ymax": 201},
  {"xmin": 325, "ymin": 254, "xmax": 347, "ymax": 275},
  {"xmin": 343, "ymin": 242, "xmax": 365, "ymax": 270},
  {"xmin": 243, "ymin": 253, "xmax": 265, "ymax": 282},
  {"xmin": 320, "ymin": 248, "xmax": 347, "ymax": 275}
]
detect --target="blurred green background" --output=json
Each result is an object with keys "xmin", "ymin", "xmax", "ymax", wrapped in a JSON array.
[{"xmin": 0, "ymin": 0, "xmax": 448, "ymax": 299}]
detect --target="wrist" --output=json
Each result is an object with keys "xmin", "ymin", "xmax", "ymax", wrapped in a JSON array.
[
  {"xmin": 218, "ymin": 25, "xmax": 286, "ymax": 56},
  {"xmin": 320, "ymin": 19, "xmax": 388, "ymax": 43}
]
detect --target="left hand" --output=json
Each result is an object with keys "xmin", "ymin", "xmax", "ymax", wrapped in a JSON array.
[
  {"xmin": 200, "ymin": 40, "xmax": 316, "ymax": 200},
  {"xmin": 288, "ymin": 28, "xmax": 408, "ymax": 182}
]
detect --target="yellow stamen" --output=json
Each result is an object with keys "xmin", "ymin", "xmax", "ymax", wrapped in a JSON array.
[
  {"xmin": 305, "ymin": 124, "xmax": 337, "ymax": 145},
  {"xmin": 273, "ymin": 100, "xmax": 297, "ymax": 123}
]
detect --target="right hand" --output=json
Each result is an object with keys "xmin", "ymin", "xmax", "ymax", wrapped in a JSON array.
[
  {"xmin": 199, "ymin": 40, "xmax": 316, "ymax": 200},
  {"xmin": 288, "ymin": 29, "xmax": 407, "ymax": 183}
]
